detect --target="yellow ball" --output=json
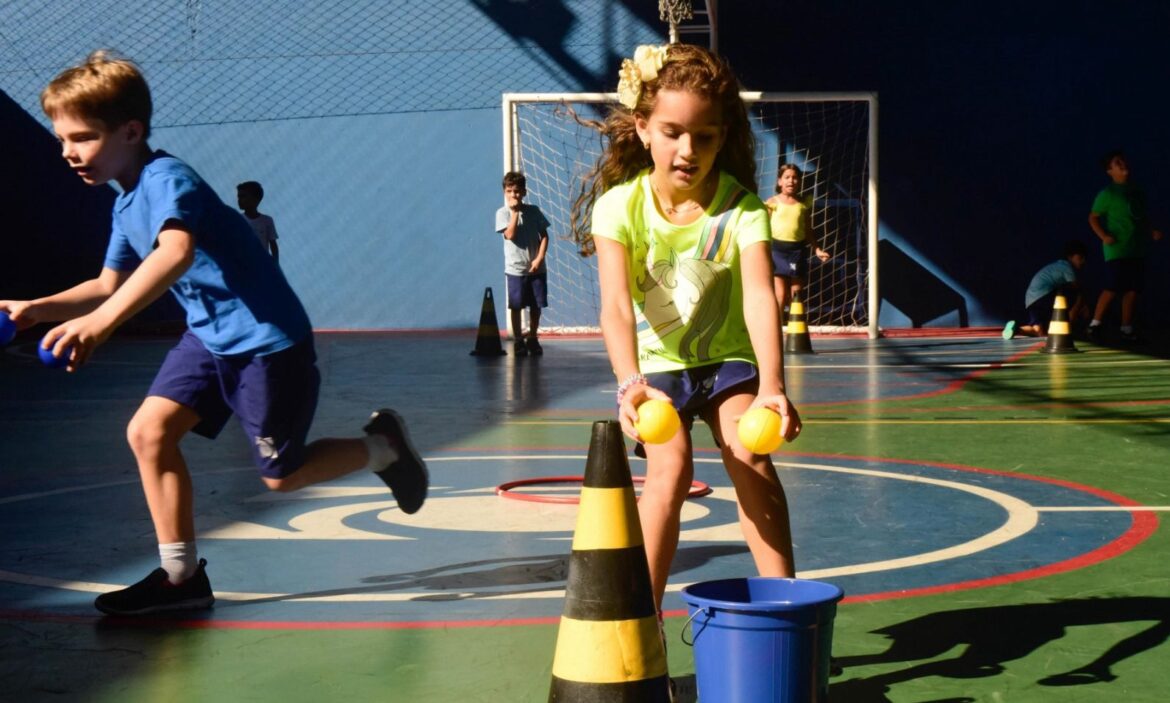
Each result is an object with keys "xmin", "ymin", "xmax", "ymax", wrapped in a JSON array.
[
  {"xmin": 738, "ymin": 407, "xmax": 784, "ymax": 454},
  {"xmin": 635, "ymin": 399, "xmax": 681, "ymax": 444}
]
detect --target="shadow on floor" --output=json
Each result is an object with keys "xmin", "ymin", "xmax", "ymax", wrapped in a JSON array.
[{"xmin": 830, "ymin": 596, "xmax": 1170, "ymax": 701}]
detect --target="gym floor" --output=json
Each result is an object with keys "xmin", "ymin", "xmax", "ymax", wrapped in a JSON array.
[{"xmin": 1, "ymin": 331, "xmax": 1167, "ymax": 702}]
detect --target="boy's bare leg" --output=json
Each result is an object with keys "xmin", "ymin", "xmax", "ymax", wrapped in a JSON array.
[
  {"xmin": 639, "ymin": 430, "xmax": 695, "ymax": 608},
  {"xmin": 708, "ymin": 392, "xmax": 796, "ymax": 579},
  {"xmin": 1093, "ymin": 290, "xmax": 1116, "ymax": 323},
  {"xmin": 127, "ymin": 396, "xmax": 202, "ymax": 544},
  {"xmin": 529, "ymin": 306, "xmax": 541, "ymax": 338},
  {"xmin": 510, "ymin": 309, "xmax": 524, "ymax": 340},
  {"xmin": 261, "ymin": 438, "xmax": 368, "ymax": 492},
  {"xmin": 1121, "ymin": 291, "xmax": 1138, "ymax": 328}
]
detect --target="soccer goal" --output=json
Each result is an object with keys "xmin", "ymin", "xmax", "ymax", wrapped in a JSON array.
[{"xmin": 502, "ymin": 92, "xmax": 879, "ymax": 338}]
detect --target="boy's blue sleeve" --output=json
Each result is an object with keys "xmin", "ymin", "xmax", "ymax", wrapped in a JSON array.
[
  {"xmin": 145, "ymin": 170, "xmax": 206, "ymax": 242},
  {"xmin": 102, "ymin": 218, "xmax": 141, "ymax": 272}
]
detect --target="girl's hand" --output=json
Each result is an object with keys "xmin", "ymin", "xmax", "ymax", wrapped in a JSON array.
[
  {"xmin": 751, "ymin": 393, "xmax": 802, "ymax": 442},
  {"xmin": 814, "ymin": 247, "xmax": 831, "ymax": 262},
  {"xmin": 41, "ymin": 312, "xmax": 114, "ymax": 372},
  {"xmin": 617, "ymin": 382, "xmax": 672, "ymax": 443}
]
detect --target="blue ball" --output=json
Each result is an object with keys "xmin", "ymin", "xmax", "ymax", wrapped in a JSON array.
[
  {"xmin": 0, "ymin": 311, "xmax": 15, "ymax": 346},
  {"xmin": 39, "ymin": 341, "xmax": 72, "ymax": 369}
]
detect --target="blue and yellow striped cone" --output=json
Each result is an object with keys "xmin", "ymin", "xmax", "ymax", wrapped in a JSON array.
[
  {"xmin": 1043, "ymin": 295, "xmax": 1079, "ymax": 354},
  {"xmin": 547, "ymin": 421, "xmax": 670, "ymax": 702},
  {"xmin": 469, "ymin": 287, "xmax": 506, "ymax": 356},
  {"xmin": 784, "ymin": 294, "xmax": 815, "ymax": 354}
]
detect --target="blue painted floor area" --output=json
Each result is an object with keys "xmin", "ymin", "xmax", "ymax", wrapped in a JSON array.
[{"xmin": 0, "ymin": 333, "xmax": 1138, "ymax": 624}]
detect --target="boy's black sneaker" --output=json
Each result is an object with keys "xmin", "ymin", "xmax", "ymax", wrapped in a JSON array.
[
  {"xmin": 1086, "ymin": 325, "xmax": 1103, "ymax": 343},
  {"xmin": 526, "ymin": 336, "xmax": 543, "ymax": 356},
  {"xmin": 365, "ymin": 409, "xmax": 428, "ymax": 514},
  {"xmin": 513, "ymin": 341, "xmax": 528, "ymax": 357},
  {"xmin": 94, "ymin": 559, "xmax": 214, "ymax": 616},
  {"xmin": 1120, "ymin": 330, "xmax": 1141, "ymax": 345}
]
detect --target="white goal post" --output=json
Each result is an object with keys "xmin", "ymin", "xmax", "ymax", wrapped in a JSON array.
[{"xmin": 502, "ymin": 91, "xmax": 879, "ymax": 339}]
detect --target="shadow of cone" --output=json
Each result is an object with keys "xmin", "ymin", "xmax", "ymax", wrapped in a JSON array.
[
  {"xmin": 784, "ymin": 293, "xmax": 815, "ymax": 354},
  {"xmin": 548, "ymin": 421, "xmax": 671, "ymax": 702},
  {"xmin": 1043, "ymin": 294, "xmax": 1079, "ymax": 354},
  {"xmin": 469, "ymin": 287, "xmax": 506, "ymax": 356}
]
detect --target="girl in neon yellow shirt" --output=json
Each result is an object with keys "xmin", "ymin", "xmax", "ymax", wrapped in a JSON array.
[
  {"xmin": 570, "ymin": 43, "xmax": 803, "ymax": 611},
  {"xmin": 765, "ymin": 164, "xmax": 829, "ymax": 324}
]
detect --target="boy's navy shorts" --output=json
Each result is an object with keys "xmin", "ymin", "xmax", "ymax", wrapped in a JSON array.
[
  {"xmin": 1103, "ymin": 257, "xmax": 1144, "ymax": 293},
  {"xmin": 771, "ymin": 241, "xmax": 808, "ymax": 280},
  {"xmin": 1025, "ymin": 285, "xmax": 1075, "ymax": 327},
  {"xmin": 147, "ymin": 331, "xmax": 321, "ymax": 479},
  {"xmin": 1025, "ymin": 294, "xmax": 1055, "ymax": 328},
  {"xmin": 506, "ymin": 272, "xmax": 548, "ymax": 310},
  {"xmin": 632, "ymin": 360, "xmax": 759, "ymax": 457}
]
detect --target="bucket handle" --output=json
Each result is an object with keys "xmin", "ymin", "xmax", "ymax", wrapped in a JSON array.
[{"xmin": 680, "ymin": 607, "xmax": 712, "ymax": 647}]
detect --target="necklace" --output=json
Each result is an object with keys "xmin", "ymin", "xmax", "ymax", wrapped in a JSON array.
[{"xmin": 653, "ymin": 179, "xmax": 711, "ymax": 217}]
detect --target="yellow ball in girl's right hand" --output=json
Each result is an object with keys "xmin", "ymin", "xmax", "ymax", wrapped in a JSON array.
[
  {"xmin": 635, "ymin": 399, "xmax": 681, "ymax": 444},
  {"xmin": 738, "ymin": 407, "xmax": 784, "ymax": 454}
]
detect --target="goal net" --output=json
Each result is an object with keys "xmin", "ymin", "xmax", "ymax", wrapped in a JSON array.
[{"xmin": 502, "ymin": 92, "xmax": 878, "ymax": 337}]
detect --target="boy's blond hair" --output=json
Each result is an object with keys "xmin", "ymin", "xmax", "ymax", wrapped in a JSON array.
[{"xmin": 41, "ymin": 50, "xmax": 152, "ymax": 138}]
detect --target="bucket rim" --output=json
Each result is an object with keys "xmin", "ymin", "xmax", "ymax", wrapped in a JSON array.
[{"xmin": 680, "ymin": 577, "xmax": 844, "ymax": 612}]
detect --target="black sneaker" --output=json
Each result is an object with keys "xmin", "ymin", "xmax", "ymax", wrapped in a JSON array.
[
  {"xmin": 526, "ymin": 336, "xmax": 543, "ymax": 356},
  {"xmin": 365, "ymin": 409, "xmax": 428, "ymax": 514},
  {"xmin": 94, "ymin": 559, "xmax": 214, "ymax": 616},
  {"xmin": 1120, "ymin": 330, "xmax": 1141, "ymax": 344},
  {"xmin": 1086, "ymin": 325, "xmax": 1103, "ymax": 343},
  {"xmin": 513, "ymin": 341, "xmax": 528, "ymax": 357}
]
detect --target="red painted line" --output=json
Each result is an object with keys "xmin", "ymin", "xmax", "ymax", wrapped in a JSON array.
[{"xmin": 840, "ymin": 509, "xmax": 1159, "ymax": 604}]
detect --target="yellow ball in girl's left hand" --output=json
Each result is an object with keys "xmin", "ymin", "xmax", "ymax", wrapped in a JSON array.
[
  {"xmin": 635, "ymin": 399, "xmax": 681, "ymax": 444},
  {"xmin": 738, "ymin": 407, "xmax": 784, "ymax": 454}
]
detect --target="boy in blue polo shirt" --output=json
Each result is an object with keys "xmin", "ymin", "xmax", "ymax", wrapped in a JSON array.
[
  {"xmin": 0, "ymin": 51, "xmax": 428, "ymax": 616},
  {"xmin": 1003, "ymin": 240, "xmax": 1088, "ymax": 339}
]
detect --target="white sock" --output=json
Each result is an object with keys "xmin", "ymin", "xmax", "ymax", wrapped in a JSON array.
[
  {"xmin": 362, "ymin": 433, "xmax": 398, "ymax": 472},
  {"xmin": 1089, "ymin": 320, "xmax": 1102, "ymax": 327},
  {"xmin": 159, "ymin": 542, "xmax": 198, "ymax": 584}
]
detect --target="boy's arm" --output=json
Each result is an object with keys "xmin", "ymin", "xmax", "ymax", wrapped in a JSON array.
[
  {"xmin": 43, "ymin": 222, "xmax": 196, "ymax": 369},
  {"xmin": 3, "ymin": 268, "xmax": 130, "ymax": 329},
  {"xmin": 1088, "ymin": 212, "xmax": 1115, "ymax": 244},
  {"xmin": 501, "ymin": 208, "xmax": 520, "ymax": 240},
  {"xmin": 530, "ymin": 229, "xmax": 549, "ymax": 272}
]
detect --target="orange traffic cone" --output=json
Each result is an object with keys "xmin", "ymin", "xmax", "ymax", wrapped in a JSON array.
[
  {"xmin": 784, "ymin": 292, "xmax": 814, "ymax": 354},
  {"xmin": 547, "ymin": 421, "xmax": 671, "ymax": 702},
  {"xmin": 1043, "ymin": 294, "xmax": 1079, "ymax": 354},
  {"xmin": 469, "ymin": 287, "xmax": 506, "ymax": 356}
]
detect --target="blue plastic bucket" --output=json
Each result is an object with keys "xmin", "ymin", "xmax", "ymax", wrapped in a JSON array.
[{"xmin": 680, "ymin": 577, "xmax": 844, "ymax": 703}]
